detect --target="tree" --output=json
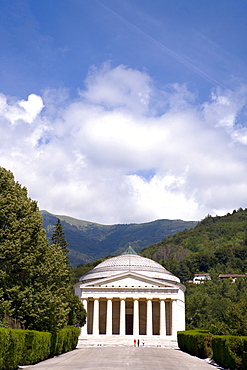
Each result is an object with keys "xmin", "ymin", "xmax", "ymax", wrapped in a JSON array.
[
  {"xmin": 185, "ymin": 276, "xmax": 247, "ymax": 335},
  {"xmin": 51, "ymin": 218, "xmax": 86, "ymax": 327},
  {"xmin": 67, "ymin": 288, "xmax": 86, "ymax": 327},
  {"xmin": 51, "ymin": 219, "xmax": 69, "ymax": 254},
  {"xmin": 0, "ymin": 167, "xmax": 72, "ymax": 332}
]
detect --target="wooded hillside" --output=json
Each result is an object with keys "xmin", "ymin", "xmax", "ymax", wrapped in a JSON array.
[
  {"xmin": 139, "ymin": 208, "xmax": 247, "ymax": 335},
  {"xmin": 141, "ymin": 208, "xmax": 247, "ymax": 282}
]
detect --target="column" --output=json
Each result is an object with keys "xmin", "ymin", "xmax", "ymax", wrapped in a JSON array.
[
  {"xmin": 146, "ymin": 299, "xmax": 153, "ymax": 336},
  {"xmin": 93, "ymin": 298, "xmax": 99, "ymax": 335},
  {"xmin": 81, "ymin": 298, "xmax": 88, "ymax": 335},
  {"xmin": 120, "ymin": 298, "xmax": 125, "ymax": 336},
  {"xmin": 171, "ymin": 300, "xmax": 177, "ymax": 337},
  {"xmin": 160, "ymin": 299, "xmax": 166, "ymax": 337},
  {"xmin": 133, "ymin": 299, "xmax": 139, "ymax": 336},
  {"xmin": 106, "ymin": 298, "xmax": 112, "ymax": 336}
]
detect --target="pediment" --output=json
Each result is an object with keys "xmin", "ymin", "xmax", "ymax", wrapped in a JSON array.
[{"xmin": 82, "ymin": 271, "xmax": 177, "ymax": 289}]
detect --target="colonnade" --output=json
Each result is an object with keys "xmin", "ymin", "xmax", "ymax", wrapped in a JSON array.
[{"xmin": 81, "ymin": 297, "xmax": 177, "ymax": 337}]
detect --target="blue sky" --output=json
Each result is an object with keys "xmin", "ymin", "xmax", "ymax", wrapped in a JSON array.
[{"xmin": 1, "ymin": 0, "xmax": 247, "ymax": 224}]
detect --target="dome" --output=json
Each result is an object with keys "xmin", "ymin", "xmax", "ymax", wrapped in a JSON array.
[{"xmin": 79, "ymin": 248, "xmax": 180, "ymax": 284}]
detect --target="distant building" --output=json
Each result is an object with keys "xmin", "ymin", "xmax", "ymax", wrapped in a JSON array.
[
  {"xmin": 219, "ymin": 273, "xmax": 247, "ymax": 282},
  {"xmin": 74, "ymin": 247, "xmax": 185, "ymax": 340},
  {"xmin": 193, "ymin": 273, "xmax": 211, "ymax": 284}
]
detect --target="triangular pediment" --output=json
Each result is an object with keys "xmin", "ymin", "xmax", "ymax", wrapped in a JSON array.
[{"xmin": 81, "ymin": 271, "xmax": 177, "ymax": 289}]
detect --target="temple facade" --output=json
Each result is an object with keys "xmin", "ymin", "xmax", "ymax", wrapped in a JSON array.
[{"xmin": 74, "ymin": 247, "xmax": 185, "ymax": 340}]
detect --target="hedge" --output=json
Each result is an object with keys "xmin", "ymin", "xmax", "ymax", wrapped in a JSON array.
[
  {"xmin": 178, "ymin": 330, "xmax": 247, "ymax": 370},
  {"xmin": 51, "ymin": 326, "xmax": 80, "ymax": 356},
  {"xmin": 212, "ymin": 335, "xmax": 247, "ymax": 370},
  {"xmin": 0, "ymin": 326, "xmax": 80, "ymax": 370},
  {"xmin": 21, "ymin": 330, "xmax": 52, "ymax": 366},
  {"xmin": 177, "ymin": 330, "xmax": 212, "ymax": 359},
  {"xmin": 0, "ymin": 328, "xmax": 26, "ymax": 370}
]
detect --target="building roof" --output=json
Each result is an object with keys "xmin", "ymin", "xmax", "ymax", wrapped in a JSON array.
[
  {"xmin": 219, "ymin": 274, "xmax": 247, "ymax": 278},
  {"xmin": 122, "ymin": 246, "xmax": 138, "ymax": 255},
  {"xmin": 79, "ymin": 248, "xmax": 180, "ymax": 284}
]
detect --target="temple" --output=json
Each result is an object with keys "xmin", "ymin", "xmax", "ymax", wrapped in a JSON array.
[{"xmin": 74, "ymin": 247, "xmax": 185, "ymax": 340}]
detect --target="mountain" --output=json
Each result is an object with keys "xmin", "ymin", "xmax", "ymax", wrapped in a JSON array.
[
  {"xmin": 140, "ymin": 207, "xmax": 247, "ymax": 282},
  {"xmin": 40, "ymin": 210, "xmax": 197, "ymax": 266}
]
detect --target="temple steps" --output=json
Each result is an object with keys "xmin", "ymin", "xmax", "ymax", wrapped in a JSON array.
[{"xmin": 77, "ymin": 335, "xmax": 178, "ymax": 348}]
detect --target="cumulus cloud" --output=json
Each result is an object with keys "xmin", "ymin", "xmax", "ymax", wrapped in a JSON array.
[
  {"xmin": 0, "ymin": 93, "xmax": 44, "ymax": 124},
  {"xmin": 80, "ymin": 63, "xmax": 152, "ymax": 114},
  {"xmin": 1, "ymin": 64, "xmax": 247, "ymax": 224}
]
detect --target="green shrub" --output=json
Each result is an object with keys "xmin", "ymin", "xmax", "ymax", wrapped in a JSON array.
[
  {"xmin": 177, "ymin": 330, "xmax": 212, "ymax": 358},
  {"xmin": 178, "ymin": 330, "xmax": 247, "ymax": 370},
  {"xmin": 0, "ymin": 328, "xmax": 25, "ymax": 370},
  {"xmin": 212, "ymin": 335, "xmax": 247, "ymax": 370},
  {"xmin": 0, "ymin": 326, "xmax": 80, "ymax": 369},
  {"xmin": 20, "ymin": 330, "xmax": 52, "ymax": 365},
  {"xmin": 51, "ymin": 326, "xmax": 80, "ymax": 356}
]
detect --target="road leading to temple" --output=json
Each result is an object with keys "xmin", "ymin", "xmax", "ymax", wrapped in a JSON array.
[{"xmin": 20, "ymin": 347, "xmax": 222, "ymax": 370}]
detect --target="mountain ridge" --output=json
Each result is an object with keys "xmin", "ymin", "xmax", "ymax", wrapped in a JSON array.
[{"xmin": 40, "ymin": 210, "xmax": 197, "ymax": 266}]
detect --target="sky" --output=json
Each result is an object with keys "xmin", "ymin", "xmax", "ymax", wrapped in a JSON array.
[{"xmin": 1, "ymin": 0, "xmax": 247, "ymax": 224}]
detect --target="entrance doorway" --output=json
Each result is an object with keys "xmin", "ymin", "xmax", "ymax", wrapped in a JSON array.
[
  {"xmin": 125, "ymin": 299, "xmax": 134, "ymax": 335},
  {"xmin": 126, "ymin": 314, "xmax": 133, "ymax": 335}
]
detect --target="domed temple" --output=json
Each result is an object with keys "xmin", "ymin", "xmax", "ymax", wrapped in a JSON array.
[{"xmin": 74, "ymin": 247, "xmax": 185, "ymax": 340}]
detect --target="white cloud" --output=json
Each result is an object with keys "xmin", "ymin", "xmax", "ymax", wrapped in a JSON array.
[
  {"xmin": 1, "ymin": 65, "xmax": 247, "ymax": 224},
  {"xmin": 0, "ymin": 94, "xmax": 44, "ymax": 124},
  {"xmin": 80, "ymin": 63, "xmax": 152, "ymax": 114}
]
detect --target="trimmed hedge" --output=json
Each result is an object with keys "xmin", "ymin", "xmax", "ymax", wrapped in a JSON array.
[
  {"xmin": 0, "ymin": 328, "xmax": 26, "ymax": 370},
  {"xmin": 212, "ymin": 335, "xmax": 247, "ymax": 370},
  {"xmin": 177, "ymin": 330, "xmax": 212, "ymax": 359},
  {"xmin": 51, "ymin": 326, "xmax": 80, "ymax": 356},
  {"xmin": 178, "ymin": 330, "xmax": 247, "ymax": 370},
  {"xmin": 21, "ymin": 330, "xmax": 52, "ymax": 366},
  {"xmin": 0, "ymin": 326, "xmax": 80, "ymax": 370}
]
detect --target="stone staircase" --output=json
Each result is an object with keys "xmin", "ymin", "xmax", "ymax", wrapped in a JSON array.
[{"xmin": 77, "ymin": 336, "xmax": 178, "ymax": 349}]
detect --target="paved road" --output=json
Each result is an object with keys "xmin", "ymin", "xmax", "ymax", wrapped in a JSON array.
[{"xmin": 20, "ymin": 347, "xmax": 223, "ymax": 370}]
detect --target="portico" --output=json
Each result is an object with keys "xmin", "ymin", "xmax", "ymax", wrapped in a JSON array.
[{"xmin": 74, "ymin": 247, "xmax": 185, "ymax": 340}]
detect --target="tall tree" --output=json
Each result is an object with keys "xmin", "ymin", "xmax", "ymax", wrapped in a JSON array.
[
  {"xmin": 0, "ymin": 167, "xmax": 75, "ymax": 331},
  {"xmin": 51, "ymin": 218, "xmax": 86, "ymax": 327},
  {"xmin": 51, "ymin": 219, "xmax": 69, "ymax": 254}
]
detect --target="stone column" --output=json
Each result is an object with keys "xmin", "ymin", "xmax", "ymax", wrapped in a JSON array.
[
  {"xmin": 93, "ymin": 298, "xmax": 99, "ymax": 336},
  {"xmin": 81, "ymin": 298, "xmax": 88, "ymax": 335},
  {"xmin": 120, "ymin": 298, "xmax": 125, "ymax": 336},
  {"xmin": 160, "ymin": 299, "xmax": 166, "ymax": 337},
  {"xmin": 133, "ymin": 299, "xmax": 139, "ymax": 336},
  {"xmin": 171, "ymin": 300, "xmax": 177, "ymax": 337},
  {"xmin": 146, "ymin": 299, "xmax": 153, "ymax": 336},
  {"xmin": 106, "ymin": 298, "xmax": 112, "ymax": 336}
]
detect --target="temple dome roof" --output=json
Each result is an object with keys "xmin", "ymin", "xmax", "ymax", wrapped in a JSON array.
[{"xmin": 79, "ymin": 248, "xmax": 180, "ymax": 284}]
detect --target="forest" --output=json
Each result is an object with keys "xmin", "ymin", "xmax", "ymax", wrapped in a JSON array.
[{"xmin": 141, "ymin": 209, "xmax": 247, "ymax": 281}]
